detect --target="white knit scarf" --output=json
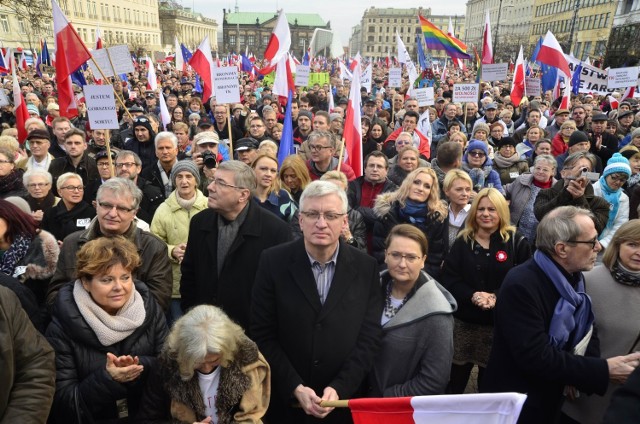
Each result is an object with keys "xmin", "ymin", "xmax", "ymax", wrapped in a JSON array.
[{"xmin": 73, "ymin": 280, "xmax": 146, "ymax": 346}]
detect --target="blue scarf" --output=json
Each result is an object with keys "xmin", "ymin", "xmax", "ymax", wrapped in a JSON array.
[
  {"xmin": 398, "ymin": 200, "xmax": 428, "ymax": 225},
  {"xmin": 598, "ymin": 176, "xmax": 621, "ymax": 235},
  {"xmin": 533, "ymin": 250, "xmax": 594, "ymax": 350}
]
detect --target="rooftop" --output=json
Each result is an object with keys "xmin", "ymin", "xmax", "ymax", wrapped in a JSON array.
[{"xmin": 224, "ymin": 12, "xmax": 327, "ymax": 27}]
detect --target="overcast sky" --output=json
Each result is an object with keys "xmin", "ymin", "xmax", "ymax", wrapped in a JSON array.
[{"xmin": 189, "ymin": 1, "xmax": 468, "ymax": 45}]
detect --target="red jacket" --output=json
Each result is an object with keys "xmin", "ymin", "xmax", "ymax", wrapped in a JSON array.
[
  {"xmin": 385, "ymin": 127, "xmax": 431, "ymax": 159},
  {"xmin": 551, "ymin": 132, "xmax": 568, "ymax": 157}
]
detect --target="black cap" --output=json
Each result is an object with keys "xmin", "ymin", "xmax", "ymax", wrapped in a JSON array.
[
  {"xmin": 364, "ymin": 96, "xmax": 376, "ymax": 104},
  {"xmin": 197, "ymin": 117, "xmax": 213, "ymax": 128},
  {"xmin": 129, "ymin": 105, "xmax": 144, "ymax": 113},
  {"xmin": 591, "ymin": 113, "xmax": 608, "ymax": 122},
  {"xmin": 95, "ymin": 150, "xmax": 116, "ymax": 161},
  {"xmin": 234, "ymin": 137, "xmax": 259, "ymax": 151},
  {"xmin": 618, "ymin": 110, "xmax": 634, "ymax": 120},
  {"xmin": 497, "ymin": 136, "xmax": 517, "ymax": 149},
  {"xmin": 26, "ymin": 129, "xmax": 51, "ymax": 141},
  {"xmin": 568, "ymin": 130, "xmax": 589, "ymax": 147},
  {"xmin": 145, "ymin": 92, "xmax": 156, "ymax": 99}
]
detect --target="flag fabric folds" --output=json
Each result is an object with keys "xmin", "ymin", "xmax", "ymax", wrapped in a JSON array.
[
  {"xmin": 146, "ymin": 57, "xmax": 158, "ymax": 91},
  {"xmin": 343, "ymin": 64, "xmax": 363, "ymax": 177},
  {"xmin": 12, "ymin": 58, "xmax": 29, "ymax": 144},
  {"xmin": 52, "ymin": 0, "xmax": 92, "ymax": 118},
  {"xmin": 530, "ymin": 36, "xmax": 558, "ymax": 93},
  {"xmin": 416, "ymin": 35, "xmax": 428, "ymax": 70},
  {"xmin": 349, "ymin": 393, "xmax": 527, "ymax": 424},
  {"xmin": 419, "ymin": 16, "xmax": 471, "ymax": 60},
  {"xmin": 263, "ymin": 11, "xmax": 291, "ymax": 65},
  {"xmin": 482, "ymin": 11, "xmax": 494, "ymax": 64},
  {"xmin": 175, "ymin": 36, "xmax": 184, "ymax": 71},
  {"xmin": 511, "ymin": 46, "xmax": 526, "ymax": 107},
  {"xmin": 571, "ymin": 62, "xmax": 583, "ymax": 95},
  {"xmin": 158, "ymin": 90, "xmax": 171, "ymax": 131},
  {"xmin": 537, "ymin": 30, "xmax": 571, "ymax": 77},
  {"xmin": 277, "ymin": 90, "xmax": 294, "ymax": 166},
  {"xmin": 188, "ymin": 36, "xmax": 215, "ymax": 101},
  {"xmin": 272, "ymin": 53, "xmax": 294, "ymax": 98}
]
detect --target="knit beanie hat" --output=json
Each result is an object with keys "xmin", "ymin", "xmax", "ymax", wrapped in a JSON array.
[
  {"xmin": 631, "ymin": 128, "xmax": 640, "ymax": 139},
  {"xmin": 132, "ymin": 116, "xmax": 153, "ymax": 134},
  {"xmin": 603, "ymin": 153, "xmax": 631, "ymax": 179},
  {"xmin": 473, "ymin": 123, "xmax": 490, "ymax": 136},
  {"xmin": 497, "ymin": 136, "xmax": 517, "ymax": 149},
  {"xmin": 27, "ymin": 104, "xmax": 40, "ymax": 116},
  {"xmin": 466, "ymin": 139, "xmax": 489, "ymax": 157},
  {"xmin": 171, "ymin": 160, "xmax": 201, "ymax": 186},
  {"xmin": 568, "ymin": 130, "xmax": 589, "ymax": 147},
  {"xmin": 298, "ymin": 110, "xmax": 313, "ymax": 121}
]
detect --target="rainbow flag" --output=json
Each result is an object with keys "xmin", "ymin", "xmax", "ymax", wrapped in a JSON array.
[{"xmin": 419, "ymin": 16, "xmax": 471, "ymax": 60}]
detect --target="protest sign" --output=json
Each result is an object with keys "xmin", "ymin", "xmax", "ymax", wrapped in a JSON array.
[
  {"xmin": 213, "ymin": 66, "xmax": 240, "ymax": 104},
  {"xmin": 414, "ymin": 87, "xmax": 435, "ymax": 106},
  {"xmin": 389, "ymin": 68, "xmax": 402, "ymax": 87},
  {"xmin": 361, "ymin": 64, "xmax": 372, "ymax": 92},
  {"xmin": 565, "ymin": 56, "xmax": 614, "ymax": 95},
  {"xmin": 307, "ymin": 72, "xmax": 330, "ymax": 87},
  {"xmin": 608, "ymin": 67, "xmax": 640, "ymax": 89},
  {"xmin": 481, "ymin": 63, "xmax": 508, "ymax": 82},
  {"xmin": 0, "ymin": 89, "xmax": 9, "ymax": 108},
  {"xmin": 88, "ymin": 45, "xmax": 135, "ymax": 78},
  {"xmin": 294, "ymin": 65, "xmax": 310, "ymax": 87},
  {"xmin": 453, "ymin": 83, "xmax": 479, "ymax": 103},
  {"xmin": 83, "ymin": 85, "xmax": 118, "ymax": 129},
  {"xmin": 525, "ymin": 77, "xmax": 541, "ymax": 97}
]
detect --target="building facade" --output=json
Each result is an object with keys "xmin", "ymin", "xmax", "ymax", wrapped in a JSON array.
[
  {"xmin": 349, "ymin": 23, "xmax": 362, "ymax": 57},
  {"xmin": 465, "ymin": 0, "xmax": 532, "ymax": 61},
  {"xmin": 606, "ymin": 0, "xmax": 640, "ymax": 67},
  {"xmin": 159, "ymin": 1, "xmax": 217, "ymax": 52},
  {"xmin": 529, "ymin": 0, "xmax": 616, "ymax": 61},
  {"xmin": 356, "ymin": 6, "xmax": 465, "ymax": 62},
  {"xmin": 221, "ymin": 10, "xmax": 329, "ymax": 57}
]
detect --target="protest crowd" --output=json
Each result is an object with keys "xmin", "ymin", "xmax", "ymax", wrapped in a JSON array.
[{"xmin": 6, "ymin": 8, "xmax": 640, "ymax": 424}]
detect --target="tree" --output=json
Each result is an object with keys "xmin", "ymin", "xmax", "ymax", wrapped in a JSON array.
[{"xmin": 0, "ymin": 0, "xmax": 54, "ymax": 52}]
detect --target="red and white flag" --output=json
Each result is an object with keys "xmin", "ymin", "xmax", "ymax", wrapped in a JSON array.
[
  {"xmin": 272, "ymin": 53, "xmax": 294, "ymax": 98},
  {"xmin": 19, "ymin": 51, "xmax": 27, "ymax": 71},
  {"xmin": 328, "ymin": 84, "xmax": 335, "ymax": 112},
  {"xmin": 158, "ymin": 89, "xmax": 171, "ymax": 131},
  {"xmin": 482, "ymin": 11, "xmax": 493, "ymax": 64},
  {"xmin": 537, "ymin": 30, "xmax": 571, "ymax": 77},
  {"xmin": 510, "ymin": 45, "xmax": 526, "ymax": 107},
  {"xmin": 146, "ymin": 57, "xmax": 158, "ymax": 91},
  {"xmin": 95, "ymin": 25, "xmax": 103, "ymax": 49},
  {"xmin": 343, "ymin": 62, "xmax": 363, "ymax": 177},
  {"xmin": 448, "ymin": 18, "xmax": 465, "ymax": 69},
  {"xmin": 349, "ymin": 393, "xmax": 526, "ymax": 424},
  {"xmin": 440, "ymin": 62, "xmax": 447, "ymax": 83},
  {"xmin": 608, "ymin": 95, "xmax": 620, "ymax": 110},
  {"xmin": 3, "ymin": 48, "xmax": 11, "ymax": 73},
  {"xmin": 52, "ymin": 0, "xmax": 91, "ymax": 118},
  {"xmin": 189, "ymin": 36, "xmax": 215, "ymax": 101},
  {"xmin": 11, "ymin": 57, "xmax": 29, "ymax": 144},
  {"xmin": 263, "ymin": 11, "xmax": 291, "ymax": 65},
  {"xmin": 559, "ymin": 79, "xmax": 572, "ymax": 110},
  {"xmin": 621, "ymin": 86, "xmax": 635, "ymax": 101}
]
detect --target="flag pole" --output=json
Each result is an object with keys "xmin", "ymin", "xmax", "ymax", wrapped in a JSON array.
[
  {"xmin": 227, "ymin": 104, "xmax": 234, "ymax": 152},
  {"xmin": 337, "ymin": 136, "xmax": 346, "ymax": 166},
  {"xmin": 320, "ymin": 400, "xmax": 349, "ymax": 408},
  {"xmin": 88, "ymin": 55, "xmax": 133, "ymax": 120}
]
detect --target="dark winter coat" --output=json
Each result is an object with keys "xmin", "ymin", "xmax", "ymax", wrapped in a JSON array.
[{"xmin": 41, "ymin": 200, "xmax": 96, "ymax": 243}]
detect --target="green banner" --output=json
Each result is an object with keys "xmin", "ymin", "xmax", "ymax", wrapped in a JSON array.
[{"xmin": 307, "ymin": 72, "xmax": 330, "ymax": 87}]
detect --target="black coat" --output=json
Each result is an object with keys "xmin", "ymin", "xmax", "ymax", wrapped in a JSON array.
[
  {"xmin": 140, "ymin": 162, "xmax": 173, "ymax": 201},
  {"xmin": 45, "ymin": 281, "xmax": 168, "ymax": 424},
  {"xmin": 180, "ymin": 201, "xmax": 292, "ymax": 332},
  {"xmin": 603, "ymin": 366, "xmax": 640, "ymax": 424},
  {"xmin": 482, "ymin": 258, "xmax": 609, "ymax": 424},
  {"xmin": 347, "ymin": 176, "xmax": 397, "ymax": 229},
  {"xmin": 41, "ymin": 201, "xmax": 96, "ymax": 242},
  {"xmin": 135, "ymin": 176, "xmax": 164, "ymax": 223},
  {"xmin": 48, "ymin": 152, "xmax": 99, "ymax": 203},
  {"xmin": 251, "ymin": 239, "xmax": 382, "ymax": 424}
]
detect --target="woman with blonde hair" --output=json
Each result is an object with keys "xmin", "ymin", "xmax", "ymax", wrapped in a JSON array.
[
  {"xmin": 140, "ymin": 305, "xmax": 270, "ymax": 423},
  {"xmin": 251, "ymin": 152, "xmax": 297, "ymax": 222},
  {"xmin": 373, "ymin": 167, "xmax": 448, "ymax": 278},
  {"xmin": 443, "ymin": 169, "xmax": 473, "ymax": 249},
  {"xmin": 278, "ymin": 154, "xmax": 311, "ymax": 204},
  {"xmin": 441, "ymin": 188, "xmax": 531, "ymax": 393}
]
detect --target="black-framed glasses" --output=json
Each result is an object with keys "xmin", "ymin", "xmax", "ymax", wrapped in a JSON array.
[
  {"xmin": 97, "ymin": 201, "xmax": 136, "ymax": 213},
  {"xmin": 608, "ymin": 174, "xmax": 629, "ymax": 183},
  {"xmin": 97, "ymin": 162, "xmax": 112, "ymax": 168},
  {"xmin": 212, "ymin": 178, "xmax": 245, "ymax": 190},
  {"xmin": 468, "ymin": 151, "xmax": 486, "ymax": 157},
  {"xmin": 60, "ymin": 185, "xmax": 84, "ymax": 192},
  {"xmin": 115, "ymin": 162, "xmax": 137, "ymax": 168},
  {"xmin": 566, "ymin": 237, "xmax": 599, "ymax": 250},
  {"xmin": 309, "ymin": 144, "xmax": 332, "ymax": 152},
  {"xmin": 300, "ymin": 211, "xmax": 346, "ymax": 222}
]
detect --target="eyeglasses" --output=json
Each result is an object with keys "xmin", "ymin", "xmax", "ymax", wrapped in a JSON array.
[
  {"xmin": 309, "ymin": 144, "xmax": 333, "ymax": 152},
  {"xmin": 97, "ymin": 162, "xmax": 112, "ymax": 168},
  {"xmin": 97, "ymin": 201, "xmax": 136, "ymax": 213},
  {"xmin": 566, "ymin": 237, "xmax": 599, "ymax": 250},
  {"xmin": 608, "ymin": 174, "xmax": 629, "ymax": 183},
  {"xmin": 468, "ymin": 151, "xmax": 486, "ymax": 157},
  {"xmin": 60, "ymin": 185, "xmax": 84, "ymax": 192},
  {"xmin": 300, "ymin": 211, "xmax": 346, "ymax": 222},
  {"xmin": 115, "ymin": 162, "xmax": 137, "ymax": 168},
  {"xmin": 27, "ymin": 182, "xmax": 50, "ymax": 188},
  {"xmin": 0, "ymin": 159, "xmax": 11, "ymax": 164},
  {"xmin": 212, "ymin": 178, "xmax": 245, "ymax": 190},
  {"xmin": 386, "ymin": 251, "xmax": 422, "ymax": 264}
]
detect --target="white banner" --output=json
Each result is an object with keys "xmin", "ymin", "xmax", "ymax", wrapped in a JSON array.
[
  {"xmin": 565, "ymin": 56, "xmax": 614, "ymax": 95},
  {"xmin": 481, "ymin": 63, "xmax": 508, "ymax": 82},
  {"xmin": 414, "ymin": 87, "xmax": 435, "ymax": 106},
  {"xmin": 294, "ymin": 65, "xmax": 310, "ymax": 87},
  {"xmin": 389, "ymin": 67, "xmax": 402, "ymax": 88},
  {"xmin": 83, "ymin": 85, "xmax": 119, "ymax": 129},
  {"xmin": 213, "ymin": 66, "xmax": 240, "ymax": 104},
  {"xmin": 361, "ymin": 64, "xmax": 372, "ymax": 92},
  {"xmin": 453, "ymin": 83, "xmax": 479, "ymax": 103},
  {"xmin": 525, "ymin": 77, "xmax": 541, "ymax": 97},
  {"xmin": 88, "ymin": 45, "xmax": 135, "ymax": 78},
  {"xmin": 608, "ymin": 67, "xmax": 640, "ymax": 89}
]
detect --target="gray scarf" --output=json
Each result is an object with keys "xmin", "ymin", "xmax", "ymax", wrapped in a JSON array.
[{"xmin": 73, "ymin": 280, "xmax": 146, "ymax": 346}]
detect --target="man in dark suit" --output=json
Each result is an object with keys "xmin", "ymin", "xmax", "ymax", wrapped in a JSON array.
[
  {"xmin": 180, "ymin": 160, "xmax": 291, "ymax": 331},
  {"xmin": 252, "ymin": 180, "xmax": 382, "ymax": 424}
]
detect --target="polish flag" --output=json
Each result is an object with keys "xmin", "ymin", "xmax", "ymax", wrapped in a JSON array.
[
  {"xmin": 510, "ymin": 45, "xmax": 526, "ymax": 107},
  {"xmin": 158, "ymin": 90, "xmax": 171, "ymax": 131},
  {"xmin": 95, "ymin": 25, "xmax": 103, "ymax": 49},
  {"xmin": 621, "ymin": 86, "xmax": 635, "ymax": 101},
  {"xmin": 19, "ymin": 51, "xmax": 28, "ymax": 71},
  {"xmin": 440, "ymin": 62, "xmax": 447, "ymax": 83},
  {"xmin": 608, "ymin": 95, "xmax": 620, "ymax": 110},
  {"xmin": 272, "ymin": 53, "xmax": 294, "ymax": 99},
  {"xmin": 11, "ymin": 57, "xmax": 29, "ymax": 144},
  {"xmin": 3, "ymin": 48, "xmax": 11, "ymax": 73},
  {"xmin": 174, "ymin": 36, "xmax": 184, "ymax": 72},
  {"xmin": 559, "ymin": 79, "xmax": 572, "ymax": 110},
  {"xmin": 263, "ymin": 10, "xmax": 291, "ymax": 65},
  {"xmin": 537, "ymin": 30, "xmax": 571, "ymax": 77},
  {"xmin": 146, "ymin": 57, "xmax": 158, "ymax": 90},
  {"xmin": 52, "ymin": 0, "xmax": 91, "ymax": 118},
  {"xmin": 349, "ymin": 393, "xmax": 526, "ymax": 424},
  {"xmin": 482, "ymin": 11, "xmax": 493, "ymax": 64},
  {"xmin": 343, "ymin": 61, "xmax": 363, "ymax": 177},
  {"xmin": 328, "ymin": 84, "xmax": 335, "ymax": 112},
  {"xmin": 188, "ymin": 36, "xmax": 215, "ymax": 101},
  {"xmin": 350, "ymin": 52, "xmax": 362, "ymax": 72}
]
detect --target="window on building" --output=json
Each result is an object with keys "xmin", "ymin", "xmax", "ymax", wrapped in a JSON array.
[
  {"xmin": 229, "ymin": 35, "xmax": 236, "ymax": 45},
  {"xmin": 248, "ymin": 35, "xmax": 255, "ymax": 45},
  {"xmin": 239, "ymin": 35, "xmax": 245, "ymax": 44},
  {"xmin": 368, "ymin": 35, "xmax": 374, "ymax": 42},
  {"xmin": 583, "ymin": 41, "xmax": 592, "ymax": 58},
  {"xmin": 299, "ymin": 38, "xmax": 305, "ymax": 47},
  {"xmin": 575, "ymin": 42, "xmax": 582, "ymax": 56},
  {"xmin": 605, "ymin": 13, "xmax": 610, "ymax": 27},
  {"xmin": 75, "ymin": 0, "xmax": 83, "ymax": 16},
  {"xmin": 262, "ymin": 35, "xmax": 269, "ymax": 45},
  {"xmin": 0, "ymin": 15, "xmax": 8, "ymax": 33},
  {"xmin": 17, "ymin": 17, "xmax": 26, "ymax": 33},
  {"xmin": 595, "ymin": 40, "xmax": 606, "ymax": 56},
  {"xmin": 368, "ymin": 26, "xmax": 374, "ymax": 32}
]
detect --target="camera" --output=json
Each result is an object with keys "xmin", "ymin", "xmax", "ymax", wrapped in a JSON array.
[{"xmin": 201, "ymin": 151, "xmax": 217, "ymax": 169}]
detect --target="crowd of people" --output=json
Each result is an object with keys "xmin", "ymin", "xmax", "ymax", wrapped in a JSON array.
[{"xmin": 3, "ymin": 61, "xmax": 640, "ymax": 424}]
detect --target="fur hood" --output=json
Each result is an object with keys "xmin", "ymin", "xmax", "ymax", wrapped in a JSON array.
[
  {"xmin": 373, "ymin": 192, "xmax": 398, "ymax": 218},
  {"xmin": 18, "ymin": 230, "xmax": 59, "ymax": 282},
  {"xmin": 160, "ymin": 335, "xmax": 268, "ymax": 424}
]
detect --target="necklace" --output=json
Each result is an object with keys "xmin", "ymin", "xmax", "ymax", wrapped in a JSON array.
[{"xmin": 383, "ymin": 281, "xmax": 411, "ymax": 319}]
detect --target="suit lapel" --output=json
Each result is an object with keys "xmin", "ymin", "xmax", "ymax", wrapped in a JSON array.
[{"xmin": 289, "ymin": 240, "xmax": 322, "ymax": 313}]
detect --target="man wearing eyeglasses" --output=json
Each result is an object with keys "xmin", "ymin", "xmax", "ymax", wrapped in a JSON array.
[
  {"xmin": 306, "ymin": 130, "xmax": 356, "ymax": 182},
  {"xmin": 483, "ymin": 206, "xmax": 640, "ymax": 424},
  {"xmin": 48, "ymin": 128, "xmax": 99, "ymax": 203},
  {"xmin": 47, "ymin": 178, "xmax": 173, "ymax": 312},
  {"xmin": 252, "ymin": 180, "xmax": 382, "ymax": 423},
  {"xmin": 180, "ymin": 160, "xmax": 291, "ymax": 332}
]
